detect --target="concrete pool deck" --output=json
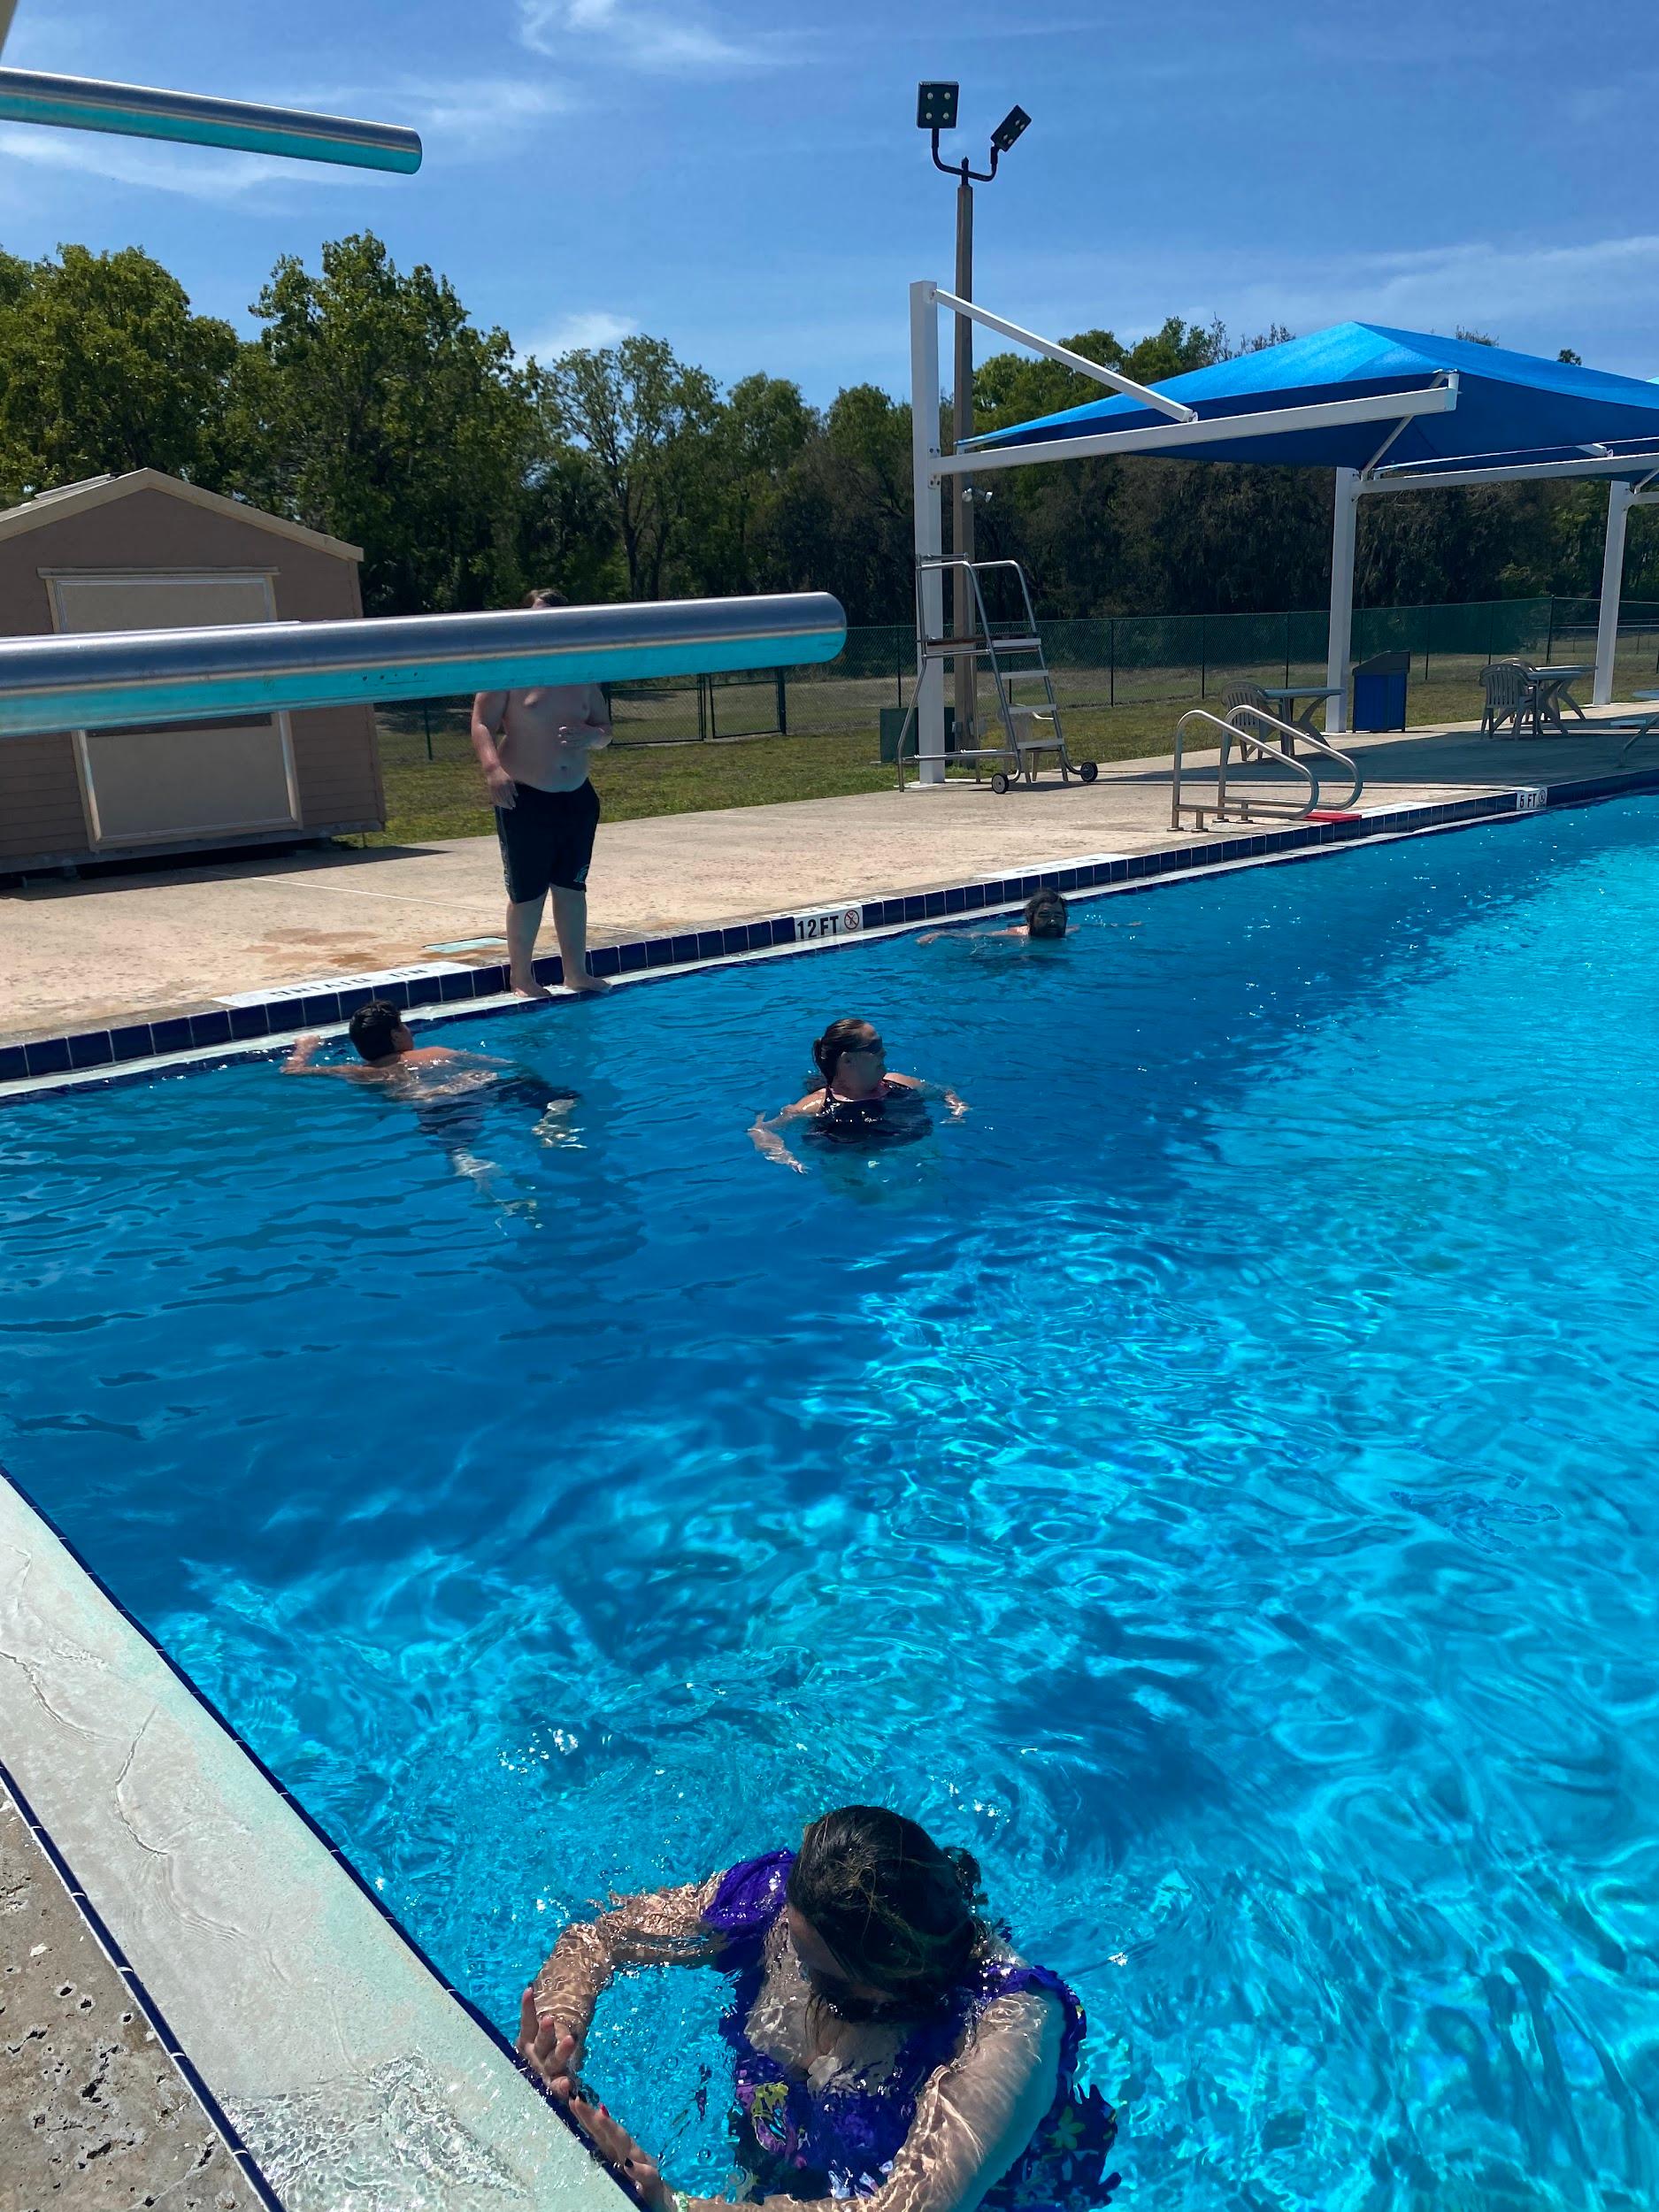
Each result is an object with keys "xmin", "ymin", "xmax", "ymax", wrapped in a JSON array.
[{"xmin": 4, "ymin": 713, "xmax": 1657, "ymax": 1048}]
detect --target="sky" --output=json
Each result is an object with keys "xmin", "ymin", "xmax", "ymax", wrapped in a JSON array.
[{"xmin": 3, "ymin": 0, "xmax": 1657, "ymax": 403}]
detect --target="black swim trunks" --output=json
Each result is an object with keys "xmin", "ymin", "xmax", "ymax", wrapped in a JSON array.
[{"xmin": 495, "ymin": 780, "xmax": 602, "ymax": 903}]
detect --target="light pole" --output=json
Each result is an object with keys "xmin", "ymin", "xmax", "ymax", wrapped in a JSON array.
[{"xmin": 916, "ymin": 83, "xmax": 1030, "ymax": 751}]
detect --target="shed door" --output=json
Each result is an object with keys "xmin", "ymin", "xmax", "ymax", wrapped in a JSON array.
[{"xmin": 51, "ymin": 572, "xmax": 301, "ymax": 849}]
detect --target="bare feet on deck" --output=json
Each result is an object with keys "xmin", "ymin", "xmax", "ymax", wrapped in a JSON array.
[
  {"xmin": 511, "ymin": 974, "xmax": 554, "ymax": 1001},
  {"xmin": 564, "ymin": 972, "xmax": 611, "ymax": 995}
]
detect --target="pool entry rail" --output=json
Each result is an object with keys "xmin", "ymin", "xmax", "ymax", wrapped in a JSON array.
[
  {"xmin": 0, "ymin": 594, "xmax": 849, "ymax": 738},
  {"xmin": 894, "ymin": 556, "xmax": 1100, "ymax": 794},
  {"xmin": 1171, "ymin": 704, "xmax": 1363, "ymax": 832}
]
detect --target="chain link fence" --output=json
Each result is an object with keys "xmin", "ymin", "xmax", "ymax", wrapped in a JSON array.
[{"xmin": 375, "ymin": 595, "xmax": 1659, "ymax": 771}]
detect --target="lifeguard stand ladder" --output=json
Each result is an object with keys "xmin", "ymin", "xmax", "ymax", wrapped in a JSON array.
[{"xmin": 895, "ymin": 557, "xmax": 1098, "ymax": 793}]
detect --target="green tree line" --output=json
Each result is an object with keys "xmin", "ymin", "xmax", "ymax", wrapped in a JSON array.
[{"xmin": 0, "ymin": 234, "xmax": 1651, "ymax": 624}]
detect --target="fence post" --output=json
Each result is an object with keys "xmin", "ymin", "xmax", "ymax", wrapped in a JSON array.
[
  {"xmin": 1486, "ymin": 601, "xmax": 1494, "ymax": 669},
  {"xmin": 896, "ymin": 626, "xmax": 904, "ymax": 709},
  {"xmin": 1545, "ymin": 596, "xmax": 1556, "ymax": 662},
  {"xmin": 697, "ymin": 674, "xmax": 710, "ymax": 741},
  {"xmin": 1284, "ymin": 611, "xmax": 1291, "ymax": 687},
  {"xmin": 776, "ymin": 669, "xmax": 787, "ymax": 737},
  {"xmin": 1109, "ymin": 618, "xmax": 1115, "ymax": 707},
  {"xmin": 1423, "ymin": 605, "xmax": 1432, "ymax": 685},
  {"xmin": 422, "ymin": 701, "xmax": 433, "ymax": 761},
  {"xmin": 1199, "ymin": 617, "xmax": 1207, "ymax": 700}
]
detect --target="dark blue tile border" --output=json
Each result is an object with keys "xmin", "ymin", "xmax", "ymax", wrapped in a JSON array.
[
  {"xmin": 0, "ymin": 1457, "xmax": 649, "ymax": 2212},
  {"xmin": 9, "ymin": 771, "xmax": 1659, "ymax": 1104}
]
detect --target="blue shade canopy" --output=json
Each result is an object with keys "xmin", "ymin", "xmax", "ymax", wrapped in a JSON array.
[{"xmin": 967, "ymin": 322, "xmax": 1659, "ymax": 473}]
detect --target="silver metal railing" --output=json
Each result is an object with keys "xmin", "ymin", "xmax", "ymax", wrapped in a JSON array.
[
  {"xmin": 0, "ymin": 594, "xmax": 848, "ymax": 738},
  {"xmin": 0, "ymin": 68, "xmax": 422, "ymax": 172},
  {"xmin": 1171, "ymin": 706, "xmax": 1363, "ymax": 832}
]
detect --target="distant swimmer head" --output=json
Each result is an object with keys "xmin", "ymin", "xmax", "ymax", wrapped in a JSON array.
[
  {"xmin": 348, "ymin": 999, "xmax": 413, "ymax": 1064},
  {"xmin": 524, "ymin": 585, "xmax": 570, "ymax": 610},
  {"xmin": 1025, "ymin": 889, "xmax": 1070, "ymax": 940},
  {"xmin": 813, "ymin": 1018, "xmax": 885, "ymax": 1096}
]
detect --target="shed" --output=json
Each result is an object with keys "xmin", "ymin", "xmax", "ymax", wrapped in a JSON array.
[{"xmin": 0, "ymin": 468, "xmax": 384, "ymax": 872}]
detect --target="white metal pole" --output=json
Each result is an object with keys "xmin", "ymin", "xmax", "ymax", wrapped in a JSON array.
[
  {"xmin": 1594, "ymin": 479, "xmax": 1633, "ymax": 706},
  {"xmin": 1325, "ymin": 467, "xmax": 1359, "ymax": 734},
  {"xmin": 910, "ymin": 279, "xmax": 946, "ymax": 785}
]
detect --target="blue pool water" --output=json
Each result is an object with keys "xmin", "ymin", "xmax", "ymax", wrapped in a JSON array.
[{"xmin": 5, "ymin": 802, "xmax": 1659, "ymax": 2211}]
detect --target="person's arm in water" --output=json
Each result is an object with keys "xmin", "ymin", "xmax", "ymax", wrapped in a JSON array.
[
  {"xmin": 471, "ymin": 689, "xmax": 517, "ymax": 810},
  {"xmin": 887, "ymin": 1072, "xmax": 969, "ymax": 1119},
  {"xmin": 549, "ymin": 1985, "xmax": 1066, "ymax": 2212},
  {"xmin": 280, "ymin": 1034, "xmax": 361, "ymax": 1078},
  {"xmin": 917, "ymin": 926, "xmax": 1026, "ymax": 945},
  {"xmin": 518, "ymin": 1878, "xmax": 723, "ymax": 2079},
  {"xmin": 749, "ymin": 1091, "xmax": 825, "ymax": 1172}
]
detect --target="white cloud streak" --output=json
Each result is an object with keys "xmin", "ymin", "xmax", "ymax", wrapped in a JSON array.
[
  {"xmin": 0, "ymin": 121, "xmax": 387, "ymax": 202},
  {"xmin": 518, "ymin": 0, "xmax": 789, "ymax": 74},
  {"xmin": 519, "ymin": 308, "xmax": 637, "ymax": 361}
]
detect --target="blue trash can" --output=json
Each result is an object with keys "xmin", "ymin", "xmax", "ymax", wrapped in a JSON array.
[{"xmin": 1352, "ymin": 650, "xmax": 1409, "ymax": 733}]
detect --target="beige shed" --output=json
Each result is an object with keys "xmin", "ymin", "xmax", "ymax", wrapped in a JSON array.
[{"xmin": 0, "ymin": 469, "xmax": 384, "ymax": 872}]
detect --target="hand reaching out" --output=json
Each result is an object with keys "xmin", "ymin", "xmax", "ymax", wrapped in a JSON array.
[{"xmin": 517, "ymin": 1992, "xmax": 673, "ymax": 2212}]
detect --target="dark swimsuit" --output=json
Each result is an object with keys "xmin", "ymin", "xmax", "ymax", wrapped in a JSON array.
[{"xmin": 806, "ymin": 1077, "xmax": 932, "ymax": 1150}]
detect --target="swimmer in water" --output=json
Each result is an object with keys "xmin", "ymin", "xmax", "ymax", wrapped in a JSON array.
[
  {"xmin": 749, "ymin": 1018, "xmax": 965, "ymax": 1174},
  {"xmin": 918, "ymin": 888, "xmax": 1071, "ymax": 947},
  {"xmin": 284, "ymin": 1000, "xmax": 576, "ymax": 1182}
]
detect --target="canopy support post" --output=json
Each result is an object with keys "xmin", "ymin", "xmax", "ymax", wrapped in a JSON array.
[
  {"xmin": 1594, "ymin": 479, "xmax": 1633, "ymax": 706},
  {"xmin": 1325, "ymin": 467, "xmax": 1359, "ymax": 735},
  {"xmin": 910, "ymin": 280, "xmax": 947, "ymax": 785}
]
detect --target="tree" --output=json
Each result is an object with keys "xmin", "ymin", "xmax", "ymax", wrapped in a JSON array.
[
  {"xmin": 541, "ymin": 337, "xmax": 720, "ymax": 600},
  {"xmin": 227, "ymin": 232, "xmax": 542, "ymax": 614},
  {"xmin": 0, "ymin": 244, "xmax": 239, "ymax": 503}
]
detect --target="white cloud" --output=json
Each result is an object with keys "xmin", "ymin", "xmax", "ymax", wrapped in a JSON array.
[
  {"xmin": 519, "ymin": 308, "xmax": 637, "ymax": 361},
  {"xmin": 280, "ymin": 74, "xmax": 576, "ymax": 164},
  {"xmin": 1010, "ymin": 232, "xmax": 1659, "ymax": 378},
  {"xmin": 518, "ymin": 0, "xmax": 787, "ymax": 74},
  {"xmin": 0, "ymin": 121, "xmax": 387, "ymax": 202}
]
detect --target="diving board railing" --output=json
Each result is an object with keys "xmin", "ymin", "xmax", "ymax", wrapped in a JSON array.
[
  {"xmin": 0, "ymin": 594, "xmax": 848, "ymax": 739},
  {"xmin": 0, "ymin": 66, "xmax": 422, "ymax": 172},
  {"xmin": 1171, "ymin": 705, "xmax": 1362, "ymax": 833}
]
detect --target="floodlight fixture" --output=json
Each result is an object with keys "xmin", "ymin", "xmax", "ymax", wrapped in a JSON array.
[
  {"xmin": 990, "ymin": 104, "xmax": 1031, "ymax": 156},
  {"xmin": 917, "ymin": 81, "xmax": 958, "ymax": 132}
]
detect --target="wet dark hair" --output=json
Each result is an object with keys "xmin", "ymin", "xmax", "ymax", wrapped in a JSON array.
[
  {"xmin": 348, "ymin": 1000, "xmax": 405, "ymax": 1062},
  {"xmin": 524, "ymin": 586, "xmax": 569, "ymax": 609},
  {"xmin": 786, "ymin": 1805, "xmax": 990, "ymax": 2004},
  {"xmin": 812, "ymin": 1018, "xmax": 881, "ymax": 1093},
  {"xmin": 1025, "ymin": 889, "xmax": 1069, "ymax": 940}
]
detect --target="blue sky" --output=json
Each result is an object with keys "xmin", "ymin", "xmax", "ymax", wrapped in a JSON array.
[{"xmin": 4, "ymin": 0, "xmax": 1656, "ymax": 401}]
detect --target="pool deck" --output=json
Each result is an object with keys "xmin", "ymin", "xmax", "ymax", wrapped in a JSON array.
[{"xmin": 4, "ymin": 713, "xmax": 1656, "ymax": 1050}]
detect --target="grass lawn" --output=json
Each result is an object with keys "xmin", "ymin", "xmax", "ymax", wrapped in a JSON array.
[{"xmin": 370, "ymin": 680, "xmax": 1495, "ymax": 848}]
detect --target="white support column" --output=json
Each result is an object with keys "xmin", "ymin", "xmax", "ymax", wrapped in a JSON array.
[
  {"xmin": 1325, "ymin": 466, "xmax": 1359, "ymax": 735},
  {"xmin": 909, "ymin": 280, "xmax": 946, "ymax": 785},
  {"xmin": 1594, "ymin": 479, "xmax": 1633, "ymax": 706}
]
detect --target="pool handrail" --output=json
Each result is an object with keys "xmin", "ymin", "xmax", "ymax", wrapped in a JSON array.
[
  {"xmin": 1171, "ymin": 706, "xmax": 1363, "ymax": 832},
  {"xmin": 0, "ymin": 593, "xmax": 848, "ymax": 737}
]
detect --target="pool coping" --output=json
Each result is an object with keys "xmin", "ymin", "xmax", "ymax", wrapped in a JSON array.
[
  {"xmin": 6, "ymin": 765, "xmax": 1654, "ymax": 1103},
  {"xmin": 0, "ymin": 1455, "xmax": 642, "ymax": 2212}
]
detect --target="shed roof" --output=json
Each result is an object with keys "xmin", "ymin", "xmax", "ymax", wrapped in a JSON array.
[
  {"xmin": 0, "ymin": 468, "xmax": 363, "ymax": 560},
  {"xmin": 968, "ymin": 322, "xmax": 1659, "ymax": 476}
]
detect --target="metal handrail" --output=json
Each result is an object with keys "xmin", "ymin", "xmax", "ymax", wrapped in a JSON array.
[{"xmin": 1171, "ymin": 705, "xmax": 1362, "ymax": 831}]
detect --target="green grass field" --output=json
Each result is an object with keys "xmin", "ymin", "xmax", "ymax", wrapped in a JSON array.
[{"xmin": 367, "ymin": 666, "xmax": 1525, "ymax": 848}]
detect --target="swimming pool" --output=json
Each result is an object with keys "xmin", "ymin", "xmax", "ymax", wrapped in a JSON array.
[{"xmin": 4, "ymin": 798, "xmax": 1659, "ymax": 2211}]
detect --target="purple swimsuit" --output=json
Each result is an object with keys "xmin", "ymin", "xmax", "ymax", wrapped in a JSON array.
[{"xmin": 702, "ymin": 1852, "xmax": 1117, "ymax": 2209}]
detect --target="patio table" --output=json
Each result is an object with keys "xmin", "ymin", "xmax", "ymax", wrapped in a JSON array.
[
  {"xmin": 1525, "ymin": 664, "xmax": 1592, "ymax": 737},
  {"xmin": 1259, "ymin": 683, "xmax": 1344, "ymax": 755}
]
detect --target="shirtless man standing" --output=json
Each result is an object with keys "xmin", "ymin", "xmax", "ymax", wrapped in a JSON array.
[{"xmin": 470, "ymin": 587, "xmax": 612, "ymax": 999}]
